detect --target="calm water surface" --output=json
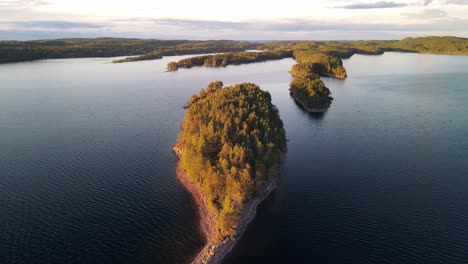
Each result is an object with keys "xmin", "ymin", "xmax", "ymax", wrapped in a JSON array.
[
  {"xmin": 1, "ymin": 52, "xmax": 467, "ymax": 264},
  {"xmin": 226, "ymin": 53, "xmax": 468, "ymax": 264}
]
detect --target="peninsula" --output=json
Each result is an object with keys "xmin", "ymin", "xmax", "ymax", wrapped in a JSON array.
[{"xmin": 173, "ymin": 82, "xmax": 287, "ymax": 263}]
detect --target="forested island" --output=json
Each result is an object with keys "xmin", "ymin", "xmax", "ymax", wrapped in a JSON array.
[
  {"xmin": 173, "ymin": 82, "xmax": 287, "ymax": 263},
  {"xmin": 166, "ymin": 50, "xmax": 292, "ymax": 70},
  {"xmin": 288, "ymin": 63, "xmax": 333, "ymax": 112},
  {"xmin": 286, "ymin": 51, "xmax": 346, "ymax": 112},
  {"xmin": 168, "ymin": 48, "xmax": 345, "ymax": 112}
]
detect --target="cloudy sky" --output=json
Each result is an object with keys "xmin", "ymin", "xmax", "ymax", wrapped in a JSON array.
[{"xmin": 1, "ymin": 0, "xmax": 468, "ymax": 40}]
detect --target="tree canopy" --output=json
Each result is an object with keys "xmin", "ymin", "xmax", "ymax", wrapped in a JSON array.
[
  {"xmin": 177, "ymin": 82, "xmax": 286, "ymax": 240},
  {"xmin": 167, "ymin": 50, "xmax": 293, "ymax": 70},
  {"xmin": 293, "ymin": 51, "xmax": 347, "ymax": 79}
]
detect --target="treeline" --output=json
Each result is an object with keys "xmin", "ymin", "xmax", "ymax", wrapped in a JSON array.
[
  {"xmin": 166, "ymin": 50, "xmax": 293, "ymax": 70},
  {"xmin": 388, "ymin": 36, "xmax": 468, "ymax": 55},
  {"xmin": 0, "ymin": 38, "xmax": 256, "ymax": 63},
  {"xmin": 177, "ymin": 82, "xmax": 286, "ymax": 240},
  {"xmin": 293, "ymin": 50, "xmax": 347, "ymax": 79},
  {"xmin": 3, "ymin": 36, "xmax": 467, "ymax": 64},
  {"xmin": 259, "ymin": 36, "xmax": 468, "ymax": 59},
  {"xmin": 113, "ymin": 40, "xmax": 256, "ymax": 63},
  {"xmin": 258, "ymin": 40, "xmax": 388, "ymax": 58},
  {"xmin": 0, "ymin": 38, "xmax": 185, "ymax": 63},
  {"xmin": 183, "ymin": 81, "xmax": 223, "ymax": 108}
]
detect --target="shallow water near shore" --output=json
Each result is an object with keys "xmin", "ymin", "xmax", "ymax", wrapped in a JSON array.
[{"xmin": 1, "ymin": 52, "xmax": 468, "ymax": 263}]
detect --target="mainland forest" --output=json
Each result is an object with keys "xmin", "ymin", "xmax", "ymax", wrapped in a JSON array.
[
  {"xmin": 2, "ymin": 36, "xmax": 467, "ymax": 64},
  {"xmin": 0, "ymin": 38, "xmax": 254, "ymax": 63}
]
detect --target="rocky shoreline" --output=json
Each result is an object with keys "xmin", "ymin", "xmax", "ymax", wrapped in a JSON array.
[{"xmin": 173, "ymin": 142, "xmax": 283, "ymax": 264}]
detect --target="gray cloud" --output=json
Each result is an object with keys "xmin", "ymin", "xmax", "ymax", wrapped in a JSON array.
[
  {"xmin": 339, "ymin": 1, "xmax": 407, "ymax": 9},
  {"xmin": 406, "ymin": 9, "xmax": 448, "ymax": 19},
  {"xmin": 0, "ymin": 0, "xmax": 49, "ymax": 7},
  {"xmin": 3, "ymin": 17, "xmax": 468, "ymax": 41},
  {"xmin": 10, "ymin": 21, "xmax": 106, "ymax": 29},
  {"xmin": 114, "ymin": 17, "xmax": 468, "ymax": 33},
  {"xmin": 445, "ymin": 0, "xmax": 468, "ymax": 4},
  {"xmin": 112, "ymin": 18, "xmax": 251, "ymax": 31}
]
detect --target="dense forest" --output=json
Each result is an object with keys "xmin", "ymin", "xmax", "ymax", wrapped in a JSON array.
[
  {"xmin": 2, "ymin": 36, "xmax": 467, "ymax": 64},
  {"xmin": 166, "ymin": 50, "xmax": 292, "ymax": 70},
  {"xmin": 176, "ymin": 82, "xmax": 286, "ymax": 240},
  {"xmin": 259, "ymin": 36, "xmax": 468, "ymax": 58},
  {"xmin": 0, "ymin": 38, "xmax": 255, "ymax": 63},
  {"xmin": 112, "ymin": 41, "xmax": 256, "ymax": 63},
  {"xmin": 289, "ymin": 63, "xmax": 333, "ymax": 112},
  {"xmin": 167, "ymin": 47, "xmax": 346, "ymax": 113},
  {"xmin": 284, "ymin": 51, "xmax": 347, "ymax": 112},
  {"xmin": 293, "ymin": 51, "xmax": 347, "ymax": 79}
]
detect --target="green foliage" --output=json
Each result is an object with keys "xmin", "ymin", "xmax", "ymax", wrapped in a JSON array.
[
  {"xmin": 293, "ymin": 51, "xmax": 347, "ymax": 79},
  {"xmin": 290, "ymin": 66, "xmax": 332, "ymax": 111},
  {"xmin": 170, "ymin": 50, "xmax": 293, "ymax": 69},
  {"xmin": 4, "ymin": 36, "xmax": 467, "ymax": 64},
  {"xmin": 258, "ymin": 36, "xmax": 468, "ymax": 59},
  {"xmin": 178, "ymin": 82, "xmax": 286, "ymax": 240},
  {"xmin": 183, "ymin": 81, "xmax": 223, "ymax": 108},
  {"xmin": 113, "ymin": 40, "xmax": 257, "ymax": 63},
  {"xmin": 0, "ymin": 38, "xmax": 256, "ymax": 63},
  {"xmin": 388, "ymin": 36, "xmax": 468, "ymax": 55},
  {"xmin": 167, "ymin": 61, "xmax": 178, "ymax": 71}
]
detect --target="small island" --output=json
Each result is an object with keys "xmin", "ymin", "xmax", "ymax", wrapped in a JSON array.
[
  {"xmin": 289, "ymin": 63, "xmax": 333, "ymax": 112},
  {"xmin": 293, "ymin": 51, "xmax": 347, "ymax": 79},
  {"xmin": 166, "ymin": 50, "xmax": 293, "ymax": 71},
  {"xmin": 173, "ymin": 82, "xmax": 287, "ymax": 264},
  {"xmin": 169, "ymin": 50, "xmax": 346, "ymax": 112},
  {"xmin": 287, "ymin": 51, "xmax": 346, "ymax": 112}
]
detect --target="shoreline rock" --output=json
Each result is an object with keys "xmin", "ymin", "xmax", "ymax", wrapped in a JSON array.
[{"xmin": 173, "ymin": 139, "xmax": 284, "ymax": 264}]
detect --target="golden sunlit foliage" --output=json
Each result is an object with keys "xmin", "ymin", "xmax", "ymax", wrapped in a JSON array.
[
  {"xmin": 167, "ymin": 61, "xmax": 178, "ymax": 71},
  {"xmin": 289, "ymin": 64, "xmax": 333, "ymax": 111},
  {"xmin": 258, "ymin": 36, "xmax": 468, "ymax": 58},
  {"xmin": 178, "ymin": 82, "xmax": 286, "ymax": 240},
  {"xmin": 3, "ymin": 36, "xmax": 467, "ymax": 64},
  {"xmin": 293, "ymin": 51, "xmax": 347, "ymax": 79},
  {"xmin": 0, "ymin": 38, "xmax": 255, "ymax": 63},
  {"xmin": 167, "ymin": 50, "xmax": 293, "ymax": 70}
]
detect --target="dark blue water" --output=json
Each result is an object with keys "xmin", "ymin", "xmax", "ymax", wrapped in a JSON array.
[
  {"xmin": 225, "ymin": 53, "xmax": 468, "ymax": 264},
  {"xmin": 1, "ymin": 52, "xmax": 468, "ymax": 264}
]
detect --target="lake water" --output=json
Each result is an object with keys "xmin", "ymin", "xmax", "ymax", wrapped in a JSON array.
[{"xmin": 1, "ymin": 52, "xmax": 467, "ymax": 264}]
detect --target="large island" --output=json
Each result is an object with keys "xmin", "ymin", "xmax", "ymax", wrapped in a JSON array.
[{"xmin": 173, "ymin": 82, "xmax": 287, "ymax": 263}]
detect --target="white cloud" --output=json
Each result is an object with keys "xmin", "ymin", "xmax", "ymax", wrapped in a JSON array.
[{"xmin": 1, "ymin": 0, "xmax": 468, "ymax": 40}]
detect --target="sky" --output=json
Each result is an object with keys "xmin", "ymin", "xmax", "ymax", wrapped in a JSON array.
[{"xmin": 0, "ymin": 0, "xmax": 468, "ymax": 40}]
